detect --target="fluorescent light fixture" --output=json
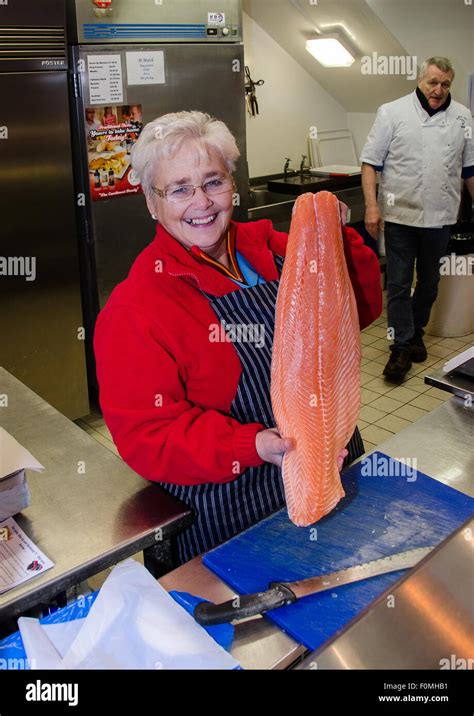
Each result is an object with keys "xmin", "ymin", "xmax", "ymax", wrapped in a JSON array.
[{"xmin": 306, "ymin": 37, "xmax": 355, "ymax": 68}]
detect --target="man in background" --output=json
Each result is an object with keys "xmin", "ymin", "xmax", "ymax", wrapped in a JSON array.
[{"xmin": 361, "ymin": 57, "xmax": 474, "ymax": 382}]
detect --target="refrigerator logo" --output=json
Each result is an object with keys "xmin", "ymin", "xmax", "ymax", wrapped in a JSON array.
[
  {"xmin": 41, "ymin": 60, "xmax": 65, "ymax": 67},
  {"xmin": 208, "ymin": 12, "xmax": 225, "ymax": 26}
]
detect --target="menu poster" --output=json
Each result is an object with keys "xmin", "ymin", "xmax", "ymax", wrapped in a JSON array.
[
  {"xmin": 85, "ymin": 104, "xmax": 143, "ymax": 201},
  {"xmin": 87, "ymin": 54, "xmax": 124, "ymax": 105}
]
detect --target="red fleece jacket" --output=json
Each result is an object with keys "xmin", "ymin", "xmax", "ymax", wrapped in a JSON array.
[{"xmin": 94, "ymin": 219, "xmax": 382, "ymax": 486}]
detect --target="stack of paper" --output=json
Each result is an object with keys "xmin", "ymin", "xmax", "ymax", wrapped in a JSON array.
[{"xmin": 0, "ymin": 427, "xmax": 44, "ymax": 521}]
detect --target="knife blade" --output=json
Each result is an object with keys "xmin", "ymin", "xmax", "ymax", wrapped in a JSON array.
[{"xmin": 194, "ymin": 546, "xmax": 432, "ymax": 626}]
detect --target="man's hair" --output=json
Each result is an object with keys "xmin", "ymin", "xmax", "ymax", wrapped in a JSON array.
[{"xmin": 419, "ymin": 57, "xmax": 455, "ymax": 80}]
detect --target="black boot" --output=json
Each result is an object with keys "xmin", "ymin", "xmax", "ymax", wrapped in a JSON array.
[
  {"xmin": 383, "ymin": 347, "xmax": 412, "ymax": 383},
  {"xmin": 410, "ymin": 334, "xmax": 428, "ymax": 362}
]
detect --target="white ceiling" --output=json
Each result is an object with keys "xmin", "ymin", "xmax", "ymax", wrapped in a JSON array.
[{"xmin": 242, "ymin": 0, "xmax": 473, "ymax": 112}]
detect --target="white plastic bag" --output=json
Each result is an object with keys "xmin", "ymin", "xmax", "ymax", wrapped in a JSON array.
[{"xmin": 19, "ymin": 559, "xmax": 238, "ymax": 670}]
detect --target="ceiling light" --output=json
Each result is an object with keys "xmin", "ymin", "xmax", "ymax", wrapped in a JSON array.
[{"xmin": 306, "ymin": 37, "xmax": 355, "ymax": 68}]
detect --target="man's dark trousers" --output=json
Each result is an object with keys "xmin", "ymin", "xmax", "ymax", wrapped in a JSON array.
[{"xmin": 384, "ymin": 221, "xmax": 451, "ymax": 351}]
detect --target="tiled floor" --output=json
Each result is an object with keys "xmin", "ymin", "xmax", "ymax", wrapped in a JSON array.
[
  {"xmin": 357, "ymin": 298, "xmax": 473, "ymax": 453},
  {"xmin": 76, "ymin": 293, "xmax": 473, "ymax": 460}
]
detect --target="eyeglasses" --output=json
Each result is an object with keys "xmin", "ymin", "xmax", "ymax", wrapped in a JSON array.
[{"xmin": 152, "ymin": 175, "xmax": 235, "ymax": 203}]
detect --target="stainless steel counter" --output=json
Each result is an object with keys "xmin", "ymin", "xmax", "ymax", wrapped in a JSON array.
[
  {"xmin": 160, "ymin": 396, "xmax": 474, "ymax": 669},
  {"xmin": 0, "ymin": 368, "xmax": 193, "ymax": 622},
  {"xmin": 425, "ymin": 367, "xmax": 474, "ymax": 402},
  {"xmin": 297, "ymin": 517, "xmax": 474, "ymax": 669},
  {"xmin": 376, "ymin": 395, "xmax": 473, "ymax": 498}
]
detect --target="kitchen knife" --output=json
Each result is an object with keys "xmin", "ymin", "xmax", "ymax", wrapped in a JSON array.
[{"xmin": 194, "ymin": 546, "xmax": 432, "ymax": 626}]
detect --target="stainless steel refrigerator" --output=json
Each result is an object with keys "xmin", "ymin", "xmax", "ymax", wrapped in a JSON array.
[
  {"xmin": 67, "ymin": 0, "xmax": 249, "ymax": 389},
  {"xmin": 0, "ymin": 0, "xmax": 89, "ymax": 419}
]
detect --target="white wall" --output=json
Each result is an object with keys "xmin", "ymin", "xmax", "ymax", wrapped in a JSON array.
[
  {"xmin": 347, "ymin": 112, "xmax": 377, "ymax": 161},
  {"xmin": 243, "ymin": 12, "xmax": 348, "ymax": 178},
  {"xmin": 367, "ymin": 0, "xmax": 473, "ymax": 106}
]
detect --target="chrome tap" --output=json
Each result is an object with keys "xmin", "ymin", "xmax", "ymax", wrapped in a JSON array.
[
  {"xmin": 284, "ymin": 157, "xmax": 294, "ymax": 180},
  {"xmin": 300, "ymin": 155, "xmax": 311, "ymax": 177}
]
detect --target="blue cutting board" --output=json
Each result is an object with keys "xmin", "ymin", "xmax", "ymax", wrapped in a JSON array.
[{"xmin": 203, "ymin": 452, "xmax": 474, "ymax": 651}]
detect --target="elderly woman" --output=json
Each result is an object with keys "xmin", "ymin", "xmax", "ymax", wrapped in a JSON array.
[{"xmin": 94, "ymin": 111, "xmax": 381, "ymax": 565}]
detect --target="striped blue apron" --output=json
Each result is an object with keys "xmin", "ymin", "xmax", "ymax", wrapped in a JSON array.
[{"xmin": 163, "ymin": 256, "xmax": 364, "ymax": 564}]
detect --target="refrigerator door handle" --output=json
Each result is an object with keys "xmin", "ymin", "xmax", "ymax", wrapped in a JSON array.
[{"xmin": 72, "ymin": 71, "xmax": 82, "ymax": 99}]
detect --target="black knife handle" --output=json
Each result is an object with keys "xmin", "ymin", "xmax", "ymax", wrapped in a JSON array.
[{"xmin": 194, "ymin": 583, "xmax": 297, "ymax": 626}]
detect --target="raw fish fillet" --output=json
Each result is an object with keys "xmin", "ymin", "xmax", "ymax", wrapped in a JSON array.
[{"xmin": 271, "ymin": 191, "xmax": 361, "ymax": 526}]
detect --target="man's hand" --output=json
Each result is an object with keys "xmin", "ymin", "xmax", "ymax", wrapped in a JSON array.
[
  {"xmin": 365, "ymin": 204, "xmax": 384, "ymax": 240},
  {"xmin": 256, "ymin": 429, "xmax": 349, "ymax": 472},
  {"xmin": 464, "ymin": 175, "xmax": 474, "ymax": 202},
  {"xmin": 361, "ymin": 163, "xmax": 383, "ymax": 240}
]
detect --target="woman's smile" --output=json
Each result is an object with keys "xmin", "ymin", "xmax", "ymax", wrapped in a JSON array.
[
  {"xmin": 184, "ymin": 212, "xmax": 219, "ymax": 227},
  {"xmin": 147, "ymin": 140, "xmax": 234, "ymax": 257}
]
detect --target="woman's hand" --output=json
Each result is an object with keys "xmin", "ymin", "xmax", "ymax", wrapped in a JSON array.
[
  {"xmin": 256, "ymin": 430, "xmax": 349, "ymax": 472},
  {"xmin": 338, "ymin": 200, "xmax": 350, "ymax": 226},
  {"xmin": 337, "ymin": 448, "xmax": 349, "ymax": 472},
  {"xmin": 256, "ymin": 428, "xmax": 293, "ymax": 467}
]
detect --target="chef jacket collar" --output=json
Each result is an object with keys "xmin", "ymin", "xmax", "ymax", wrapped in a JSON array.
[{"xmin": 415, "ymin": 86, "xmax": 452, "ymax": 117}]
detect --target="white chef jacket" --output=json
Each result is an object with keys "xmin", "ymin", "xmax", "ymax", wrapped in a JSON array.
[{"xmin": 360, "ymin": 91, "xmax": 474, "ymax": 228}]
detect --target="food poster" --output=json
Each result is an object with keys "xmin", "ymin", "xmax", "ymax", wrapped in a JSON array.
[{"xmin": 85, "ymin": 104, "xmax": 143, "ymax": 201}]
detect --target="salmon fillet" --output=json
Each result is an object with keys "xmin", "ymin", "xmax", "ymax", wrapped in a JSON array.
[{"xmin": 271, "ymin": 191, "xmax": 361, "ymax": 526}]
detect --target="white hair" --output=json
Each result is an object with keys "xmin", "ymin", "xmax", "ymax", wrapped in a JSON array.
[
  {"xmin": 131, "ymin": 110, "xmax": 240, "ymax": 198},
  {"xmin": 419, "ymin": 57, "xmax": 455, "ymax": 81}
]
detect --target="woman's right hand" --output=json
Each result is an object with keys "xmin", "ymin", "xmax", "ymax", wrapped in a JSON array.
[
  {"xmin": 256, "ymin": 428, "xmax": 293, "ymax": 467},
  {"xmin": 256, "ymin": 430, "xmax": 349, "ymax": 472}
]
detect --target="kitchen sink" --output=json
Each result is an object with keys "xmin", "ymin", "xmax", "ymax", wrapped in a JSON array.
[
  {"xmin": 247, "ymin": 188, "xmax": 296, "ymax": 232},
  {"xmin": 246, "ymin": 184, "xmax": 365, "ymax": 231},
  {"xmin": 248, "ymin": 188, "xmax": 296, "ymax": 207}
]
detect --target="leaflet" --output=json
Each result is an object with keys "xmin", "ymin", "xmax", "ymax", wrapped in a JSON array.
[{"xmin": 0, "ymin": 518, "xmax": 54, "ymax": 595}]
